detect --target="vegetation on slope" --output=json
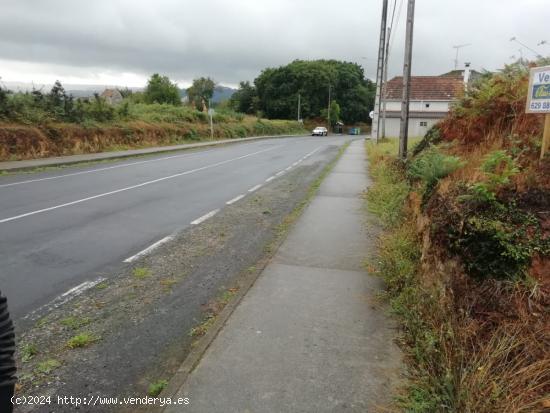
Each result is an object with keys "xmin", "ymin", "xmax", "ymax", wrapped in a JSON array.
[
  {"xmin": 367, "ymin": 60, "xmax": 549, "ymax": 412},
  {"xmin": 0, "ymin": 77, "xmax": 304, "ymax": 161}
]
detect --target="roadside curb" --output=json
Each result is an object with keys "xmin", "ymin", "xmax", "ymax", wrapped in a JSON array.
[
  {"xmin": 155, "ymin": 140, "xmax": 351, "ymax": 412},
  {"xmin": 0, "ymin": 133, "xmax": 306, "ymax": 172}
]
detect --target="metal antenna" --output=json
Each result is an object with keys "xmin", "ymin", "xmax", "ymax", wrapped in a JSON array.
[
  {"xmin": 453, "ymin": 44, "xmax": 472, "ymax": 69},
  {"xmin": 510, "ymin": 37, "xmax": 542, "ymax": 59}
]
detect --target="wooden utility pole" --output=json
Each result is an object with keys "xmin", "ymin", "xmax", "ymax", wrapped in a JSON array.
[
  {"xmin": 372, "ymin": 0, "xmax": 388, "ymax": 143},
  {"xmin": 327, "ymin": 85, "xmax": 331, "ymax": 130},
  {"xmin": 297, "ymin": 93, "xmax": 301, "ymax": 122},
  {"xmin": 399, "ymin": 0, "xmax": 415, "ymax": 160},
  {"xmin": 381, "ymin": 26, "xmax": 391, "ymax": 139},
  {"xmin": 542, "ymin": 114, "xmax": 550, "ymax": 159}
]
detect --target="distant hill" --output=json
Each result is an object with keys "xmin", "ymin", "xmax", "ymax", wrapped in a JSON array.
[
  {"xmin": 2, "ymin": 81, "xmax": 236, "ymax": 103},
  {"xmin": 179, "ymin": 85, "xmax": 236, "ymax": 103}
]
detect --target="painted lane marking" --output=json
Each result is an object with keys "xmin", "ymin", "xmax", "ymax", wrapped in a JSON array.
[
  {"xmin": 124, "ymin": 235, "xmax": 174, "ymax": 263},
  {"xmin": 285, "ymin": 166, "xmax": 293, "ymax": 171},
  {"xmin": 23, "ymin": 277, "xmax": 106, "ymax": 321},
  {"xmin": 275, "ymin": 171, "xmax": 286, "ymax": 177},
  {"xmin": 0, "ymin": 137, "xmax": 306, "ymax": 189},
  {"xmin": 265, "ymin": 176, "xmax": 276, "ymax": 183},
  {"xmin": 226, "ymin": 194, "xmax": 245, "ymax": 205},
  {"xmin": 248, "ymin": 184, "xmax": 263, "ymax": 193},
  {"xmin": 191, "ymin": 209, "xmax": 220, "ymax": 225},
  {"xmin": 0, "ymin": 150, "xmax": 220, "ymax": 189},
  {"xmin": 0, "ymin": 146, "xmax": 279, "ymax": 224}
]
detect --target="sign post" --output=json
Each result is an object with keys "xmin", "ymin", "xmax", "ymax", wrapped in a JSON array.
[
  {"xmin": 526, "ymin": 65, "xmax": 550, "ymax": 159},
  {"xmin": 208, "ymin": 100, "xmax": 214, "ymax": 140}
]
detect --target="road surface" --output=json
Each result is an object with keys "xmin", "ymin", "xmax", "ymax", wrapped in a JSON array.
[{"xmin": 0, "ymin": 135, "xmax": 349, "ymax": 321}]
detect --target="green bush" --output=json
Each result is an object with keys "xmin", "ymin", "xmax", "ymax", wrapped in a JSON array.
[
  {"xmin": 449, "ymin": 204, "xmax": 547, "ymax": 280},
  {"xmin": 408, "ymin": 148, "xmax": 464, "ymax": 204},
  {"xmin": 461, "ymin": 150, "xmax": 519, "ymax": 203}
]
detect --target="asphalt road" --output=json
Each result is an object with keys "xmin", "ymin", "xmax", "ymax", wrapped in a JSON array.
[{"xmin": 0, "ymin": 135, "xmax": 351, "ymax": 321}]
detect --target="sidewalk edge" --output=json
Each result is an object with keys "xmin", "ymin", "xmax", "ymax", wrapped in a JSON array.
[{"xmin": 155, "ymin": 140, "xmax": 352, "ymax": 411}]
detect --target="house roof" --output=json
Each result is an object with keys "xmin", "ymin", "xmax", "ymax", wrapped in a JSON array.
[{"xmin": 385, "ymin": 76, "xmax": 464, "ymax": 101}]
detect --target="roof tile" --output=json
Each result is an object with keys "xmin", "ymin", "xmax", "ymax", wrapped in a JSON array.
[{"xmin": 385, "ymin": 76, "xmax": 464, "ymax": 101}]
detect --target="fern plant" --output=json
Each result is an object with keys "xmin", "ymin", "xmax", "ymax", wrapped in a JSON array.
[
  {"xmin": 408, "ymin": 147, "xmax": 465, "ymax": 204},
  {"xmin": 461, "ymin": 150, "xmax": 519, "ymax": 204}
]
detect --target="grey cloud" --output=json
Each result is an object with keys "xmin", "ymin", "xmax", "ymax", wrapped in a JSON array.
[{"xmin": 0, "ymin": 0, "xmax": 548, "ymax": 86}]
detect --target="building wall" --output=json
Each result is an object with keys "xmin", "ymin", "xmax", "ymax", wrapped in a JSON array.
[
  {"xmin": 383, "ymin": 117, "xmax": 439, "ymax": 138},
  {"xmin": 385, "ymin": 100, "xmax": 451, "ymax": 112}
]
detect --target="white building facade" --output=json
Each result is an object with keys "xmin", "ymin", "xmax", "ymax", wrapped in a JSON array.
[{"xmin": 381, "ymin": 73, "xmax": 466, "ymax": 138}]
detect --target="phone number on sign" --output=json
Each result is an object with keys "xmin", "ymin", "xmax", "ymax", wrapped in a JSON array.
[
  {"xmin": 530, "ymin": 101, "xmax": 550, "ymax": 110},
  {"xmin": 12, "ymin": 395, "xmax": 190, "ymax": 407}
]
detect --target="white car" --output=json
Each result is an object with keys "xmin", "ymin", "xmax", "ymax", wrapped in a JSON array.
[{"xmin": 312, "ymin": 126, "xmax": 328, "ymax": 136}]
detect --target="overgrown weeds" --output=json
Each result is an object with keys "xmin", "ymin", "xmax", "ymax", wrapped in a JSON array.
[{"xmin": 366, "ymin": 129, "xmax": 549, "ymax": 411}]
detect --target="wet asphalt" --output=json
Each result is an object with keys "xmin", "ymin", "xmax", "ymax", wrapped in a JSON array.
[{"xmin": 0, "ymin": 135, "xmax": 349, "ymax": 321}]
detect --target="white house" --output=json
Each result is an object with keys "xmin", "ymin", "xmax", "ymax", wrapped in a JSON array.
[{"xmin": 381, "ymin": 71, "xmax": 468, "ymax": 137}]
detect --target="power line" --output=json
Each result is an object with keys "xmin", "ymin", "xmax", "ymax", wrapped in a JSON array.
[{"xmin": 389, "ymin": 0, "xmax": 404, "ymax": 54}]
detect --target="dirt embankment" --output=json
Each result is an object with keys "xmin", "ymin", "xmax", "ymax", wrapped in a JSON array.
[
  {"xmin": 0, "ymin": 119, "xmax": 305, "ymax": 161},
  {"xmin": 367, "ymin": 62, "xmax": 549, "ymax": 412}
]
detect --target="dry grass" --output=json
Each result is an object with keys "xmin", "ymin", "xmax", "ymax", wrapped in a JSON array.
[
  {"xmin": 0, "ymin": 118, "xmax": 305, "ymax": 161},
  {"xmin": 366, "ymin": 127, "xmax": 550, "ymax": 411}
]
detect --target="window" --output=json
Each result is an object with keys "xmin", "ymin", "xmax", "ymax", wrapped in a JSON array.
[
  {"xmin": 425, "ymin": 103, "xmax": 430, "ymax": 108},
  {"xmin": 420, "ymin": 121, "xmax": 428, "ymax": 127}
]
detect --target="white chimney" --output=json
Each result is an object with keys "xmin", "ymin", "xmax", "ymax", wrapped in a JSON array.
[{"xmin": 463, "ymin": 62, "xmax": 471, "ymax": 87}]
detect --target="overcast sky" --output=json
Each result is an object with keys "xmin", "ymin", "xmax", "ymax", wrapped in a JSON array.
[{"xmin": 0, "ymin": 0, "xmax": 548, "ymax": 89}]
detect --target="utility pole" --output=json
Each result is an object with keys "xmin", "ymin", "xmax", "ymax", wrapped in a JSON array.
[
  {"xmin": 297, "ymin": 93, "xmax": 301, "ymax": 122},
  {"xmin": 381, "ymin": 26, "xmax": 391, "ymax": 139},
  {"xmin": 399, "ymin": 0, "xmax": 415, "ymax": 160},
  {"xmin": 372, "ymin": 0, "xmax": 388, "ymax": 143},
  {"xmin": 208, "ymin": 98, "xmax": 214, "ymax": 140},
  {"xmin": 327, "ymin": 85, "xmax": 331, "ymax": 131}
]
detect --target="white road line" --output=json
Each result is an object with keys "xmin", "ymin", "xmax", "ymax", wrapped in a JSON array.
[
  {"xmin": 191, "ymin": 209, "xmax": 220, "ymax": 225},
  {"xmin": 226, "ymin": 194, "xmax": 245, "ymax": 205},
  {"xmin": 285, "ymin": 166, "xmax": 293, "ymax": 171},
  {"xmin": 265, "ymin": 176, "xmax": 276, "ymax": 182},
  {"xmin": 275, "ymin": 171, "xmax": 286, "ymax": 177},
  {"xmin": 248, "ymin": 184, "xmax": 263, "ymax": 192},
  {"xmin": 292, "ymin": 161, "xmax": 299, "ymax": 167},
  {"xmin": 124, "ymin": 235, "xmax": 174, "ymax": 263},
  {"xmin": 0, "ymin": 146, "xmax": 279, "ymax": 224},
  {"xmin": 23, "ymin": 277, "xmax": 106, "ymax": 321},
  {"xmin": 0, "ymin": 150, "xmax": 220, "ymax": 189}
]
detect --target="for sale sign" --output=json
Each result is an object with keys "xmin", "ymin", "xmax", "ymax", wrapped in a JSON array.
[{"xmin": 526, "ymin": 65, "xmax": 550, "ymax": 113}]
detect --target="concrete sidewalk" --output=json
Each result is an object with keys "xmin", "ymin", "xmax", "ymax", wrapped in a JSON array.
[
  {"xmin": 165, "ymin": 140, "xmax": 401, "ymax": 412},
  {"xmin": 0, "ymin": 133, "xmax": 304, "ymax": 171}
]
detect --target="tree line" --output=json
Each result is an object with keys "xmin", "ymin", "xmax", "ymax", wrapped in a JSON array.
[
  {"xmin": 229, "ymin": 60, "xmax": 376, "ymax": 124},
  {"xmin": 0, "ymin": 59, "xmax": 374, "ymax": 124}
]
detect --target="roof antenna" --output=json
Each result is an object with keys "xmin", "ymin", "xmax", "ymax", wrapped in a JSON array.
[{"xmin": 453, "ymin": 44, "xmax": 472, "ymax": 69}]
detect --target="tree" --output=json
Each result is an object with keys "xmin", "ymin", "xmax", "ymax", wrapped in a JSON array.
[
  {"xmin": 187, "ymin": 77, "xmax": 215, "ymax": 111},
  {"xmin": 229, "ymin": 81, "xmax": 257, "ymax": 114},
  {"xmin": 329, "ymin": 101, "xmax": 341, "ymax": 126},
  {"xmin": 254, "ymin": 60, "xmax": 375, "ymax": 123},
  {"xmin": 144, "ymin": 74, "xmax": 181, "ymax": 105},
  {"xmin": 0, "ymin": 87, "xmax": 10, "ymax": 118}
]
